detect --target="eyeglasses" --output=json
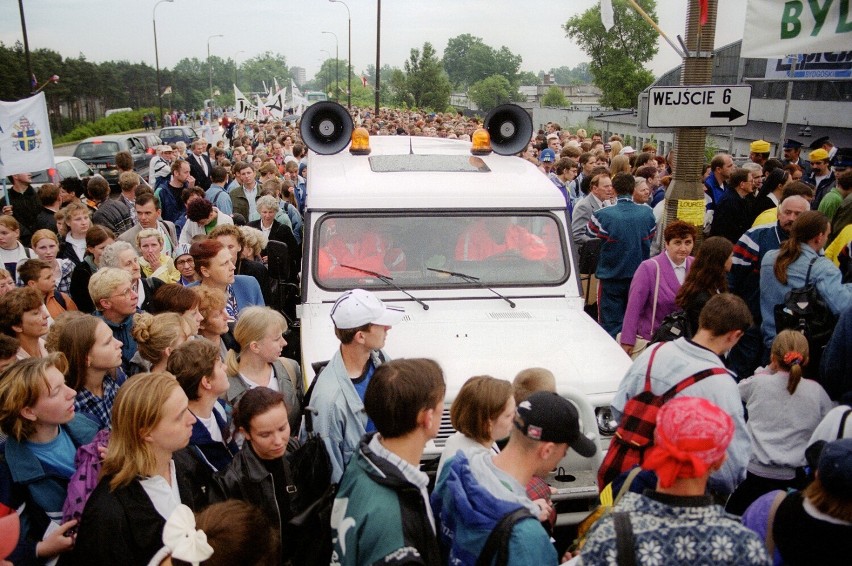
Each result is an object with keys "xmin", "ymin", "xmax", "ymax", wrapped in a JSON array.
[{"xmin": 111, "ymin": 287, "xmax": 135, "ymax": 299}]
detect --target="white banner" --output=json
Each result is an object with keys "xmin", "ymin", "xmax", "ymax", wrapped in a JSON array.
[
  {"xmin": 741, "ymin": 0, "xmax": 852, "ymax": 58},
  {"xmin": 0, "ymin": 92, "xmax": 55, "ymax": 177},
  {"xmin": 233, "ymin": 85, "xmax": 257, "ymax": 121},
  {"xmin": 264, "ymin": 89, "xmax": 286, "ymax": 120}
]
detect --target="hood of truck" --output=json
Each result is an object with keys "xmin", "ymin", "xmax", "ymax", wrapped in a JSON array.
[{"xmin": 300, "ymin": 295, "xmax": 629, "ymax": 407}]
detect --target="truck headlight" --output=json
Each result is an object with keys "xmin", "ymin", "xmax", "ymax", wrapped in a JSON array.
[{"xmin": 596, "ymin": 407, "xmax": 618, "ymax": 435}]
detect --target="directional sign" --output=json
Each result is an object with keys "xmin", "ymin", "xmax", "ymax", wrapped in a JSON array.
[{"xmin": 646, "ymin": 85, "xmax": 752, "ymax": 128}]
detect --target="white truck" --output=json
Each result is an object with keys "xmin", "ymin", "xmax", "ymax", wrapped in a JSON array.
[{"xmin": 296, "ymin": 103, "xmax": 631, "ymax": 522}]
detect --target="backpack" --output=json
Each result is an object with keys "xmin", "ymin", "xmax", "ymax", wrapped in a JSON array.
[
  {"xmin": 475, "ymin": 507, "xmax": 536, "ymax": 566},
  {"xmin": 597, "ymin": 343, "xmax": 730, "ymax": 490},
  {"xmin": 650, "ymin": 310, "xmax": 692, "ymax": 343},
  {"xmin": 773, "ymin": 256, "xmax": 837, "ymax": 352},
  {"xmin": 285, "ymin": 406, "xmax": 336, "ymax": 566}
]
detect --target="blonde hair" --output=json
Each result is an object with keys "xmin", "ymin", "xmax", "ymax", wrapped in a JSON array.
[
  {"xmin": 31, "ymin": 229, "xmax": 60, "ymax": 249},
  {"xmin": 609, "ymin": 140, "xmax": 623, "ymax": 158},
  {"xmin": 225, "ymin": 306, "xmax": 286, "ymax": 376},
  {"xmin": 45, "ymin": 310, "xmax": 87, "ymax": 353},
  {"xmin": 771, "ymin": 329, "xmax": 810, "ymax": 395},
  {"xmin": 0, "ymin": 353, "xmax": 68, "ymax": 440},
  {"xmin": 131, "ymin": 312, "xmax": 192, "ymax": 365},
  {"xmin": 0, "ymin": 216, "xmax": 20, "ymax": 233},
  {"xmin": 239, "ymin": 226, "xmax": 267, "ymax": 258},
  {"xmin": 136, "ymin": 228, "xmax": 163, "ymax": 250},
  {"xmin": 513, "ymin": 367, "xmax": 556, "ymax": 403},
  {"xmin": 609, "ymin": 154, "xmax": 631, "ymax": 177},
  {"xmin": 101, "ymin": 372, "xmax": 181, "ymax": 490},
  {"xmin": 88, "ymin": 267, "xmax": 131, "ymax": 310}
]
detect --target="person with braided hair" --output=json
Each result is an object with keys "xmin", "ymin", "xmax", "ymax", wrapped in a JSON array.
[{"xmin": 725, "ymin": 330, "xmax": 833, "ymax": 515}]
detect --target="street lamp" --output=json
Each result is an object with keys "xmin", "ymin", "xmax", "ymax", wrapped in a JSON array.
[
  {"xmin": 320, "ymin": 50, "xmax": 332, "ymax": 97},
  {"xmin": 329, "ymin": 0, "xmax": 351, "ymax": 109},
  {"xmin": 153, "ymin": 0, "xmax": 174, "ymax": 127},
  {"xmin": 207, "ymin": 34, "xmax": 224, "ymax": 103},
  {"xmin": 322, "ymin": 31, "xmax": 339, "ymax": 102},
  {"xmin": 233, "ymin": 50, "xmax": 245, "ymax": 91}
]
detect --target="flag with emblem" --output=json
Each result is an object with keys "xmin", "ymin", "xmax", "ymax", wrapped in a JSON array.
[{"xmin": 0, "ymin": 92, "xmax": 56, "ymax": 177}]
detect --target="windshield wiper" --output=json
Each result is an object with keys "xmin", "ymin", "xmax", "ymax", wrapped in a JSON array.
[
  {"xmin": 426, "ymin": 267, "xmax": 516, "ymax": 308},
  {"xmin": 339, "ymin": 264, "xmax": 429, "ymax": 310}
]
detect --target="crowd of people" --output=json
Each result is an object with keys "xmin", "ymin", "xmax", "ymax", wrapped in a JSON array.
[{"xmin": 0, "ymin": 107, "xmax": 849, "ymax": 566}]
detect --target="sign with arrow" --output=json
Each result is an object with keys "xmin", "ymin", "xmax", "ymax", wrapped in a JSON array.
[{"xmin": 646, "ymin": 85, "xmax": 751, "ymax": 128}]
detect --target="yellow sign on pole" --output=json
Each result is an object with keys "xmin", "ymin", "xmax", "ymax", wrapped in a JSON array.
[{"xmin": 676, "ymin": 199, "xmax": 705, "ymax": 226}]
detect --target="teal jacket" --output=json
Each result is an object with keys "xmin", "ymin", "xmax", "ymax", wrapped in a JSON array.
[{"xmin": 331, "ymin": 435, "xmax": 440, "ymax": 566}]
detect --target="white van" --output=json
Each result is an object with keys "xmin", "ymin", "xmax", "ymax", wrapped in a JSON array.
[{"xmin": 297, "ymin": 103, "xmax": 631, "ymax": 522}]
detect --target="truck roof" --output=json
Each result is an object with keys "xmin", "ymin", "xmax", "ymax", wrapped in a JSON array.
[{"xmin": 306, "ymin": 135, "xmax": 567, "ymax": 210}]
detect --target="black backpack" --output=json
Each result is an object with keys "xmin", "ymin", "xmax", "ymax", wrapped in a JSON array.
[
  {"xmin": 475, "ymin": 507, "xmax": 536, "ymax": 566},
  {"xmin": 285, "ymin": 406, "xmax": 336, "ymax": 566},
  {"xmin": 650, "ymin": 310, "xmax": 692, "ymax": 344},
  {"xmin": 773, "ymin": 257, "xmax": 837, "ymax": 350}
]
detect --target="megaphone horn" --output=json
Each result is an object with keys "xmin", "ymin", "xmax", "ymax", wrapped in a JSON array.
[
  {"xmin": 299, "ymin": 101, "xmax": 354, "ymax": 155},
  {"xmin": 484, "ymin": 104, "xmax": 533, "ymax": 156}
]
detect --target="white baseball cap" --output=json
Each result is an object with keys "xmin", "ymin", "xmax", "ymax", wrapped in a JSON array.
[{"xmin": 330, "ymin": 289, "xmax": 405, "ymax": 329}]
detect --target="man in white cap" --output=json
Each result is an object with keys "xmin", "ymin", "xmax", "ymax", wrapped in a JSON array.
[
  {"xmin": 148, "ymin": 144, "xmax": 175, "ymax": 186},
  {"xmin": 309, "ymin": 288, "xmax": 405, "ymax": 482}
]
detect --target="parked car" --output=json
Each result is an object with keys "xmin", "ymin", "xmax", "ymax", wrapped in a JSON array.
[
  {"xmin": 133, "ymin": 132, "xmax": 163, "ymax": 155},
  {"xmin": 30, "ymin": 156, "xmax": 94, "ymax": 190},
  {"xmin": 159, "ymin": 126, "xmax": 198, "ymax": 145},
  {"xmin": 72, "ymin": 134, "xmax": 150, "ymax": 189}
]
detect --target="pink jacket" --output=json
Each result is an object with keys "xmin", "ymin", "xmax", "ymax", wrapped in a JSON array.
[{"xmin": 620, "ymin": 253, "xmax": 693, "ymax": 345}]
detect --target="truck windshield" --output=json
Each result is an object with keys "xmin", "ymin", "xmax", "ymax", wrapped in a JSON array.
[{"xmin": 314, "ymin": 213, "xmax": 569, "ymax": 290}]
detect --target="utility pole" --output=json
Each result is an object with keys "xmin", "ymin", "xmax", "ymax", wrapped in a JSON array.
[{"xmin": 665, "ymin": 0, "xmax": 719, "ymax": 247}]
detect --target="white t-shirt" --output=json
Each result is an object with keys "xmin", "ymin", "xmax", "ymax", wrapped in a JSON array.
[
  {"xmin": 239, "ymin": 367, "xmax": 278, "ymax": 392},
  {"xmin": 196, "ymin": 411, "xmax": 223, "ymax": 443}
]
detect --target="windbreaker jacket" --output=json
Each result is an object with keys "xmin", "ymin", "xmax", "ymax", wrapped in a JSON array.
[{"xmin": 331, "ymin": 436, "xmax": 440, "ymax": 566}]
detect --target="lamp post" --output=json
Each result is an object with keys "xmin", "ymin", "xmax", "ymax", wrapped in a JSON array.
[
  {"xmin": 320, "ymin": 50, "xmax": 332, "ymax": 97},
  {"xmin": 329, "ymin": 0, "xmax": 351, "ymax": 109},
  {"xmin": 207, "ymin": 34, "xmax": 224, "ymax": 102},
  {"xmin": 322, "ymin": 31, "xmax": 339, "ymax": 102},
  {"xmin": 233, "ymin": 50, "xmax": 245, "ymax": 91},
  {"xmin": 153, "ymin": 0, "xmax": 174, "ymax": 127}
]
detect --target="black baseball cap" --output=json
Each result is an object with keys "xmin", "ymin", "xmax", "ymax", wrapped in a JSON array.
[{"xmin": 514, "ymin": 391, "xmax": 597, "ymax": 457}]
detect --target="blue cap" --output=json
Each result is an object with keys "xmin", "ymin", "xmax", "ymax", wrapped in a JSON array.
[
  {"xmin": 818, "ymin": 438, "xmax": 852, "ymax": 499},
  {"xmin": 833, "ymin": 147, "xmax": 852, "ymax": 168},
  {"xmin": 539, "ymin": 148, "xmax": 556, "ymax": 163},
  {"xmin": 783, "ymin": 138, "xmax": 803, "ymax": 150}
]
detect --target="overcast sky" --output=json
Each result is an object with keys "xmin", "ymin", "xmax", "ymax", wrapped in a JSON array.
[{"xmin": 0, "ymin": 0, "xmax": 748, "ymax": 84}]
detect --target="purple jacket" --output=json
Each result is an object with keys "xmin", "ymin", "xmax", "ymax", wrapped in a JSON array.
[{"xmin": 620, "ymin": 252, "xmax": 693, "ymax": 345}]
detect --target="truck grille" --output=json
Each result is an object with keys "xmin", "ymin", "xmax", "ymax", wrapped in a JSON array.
[{"xmin": 434, "ymin": 409, "xmax": 455, "ymax": 448}]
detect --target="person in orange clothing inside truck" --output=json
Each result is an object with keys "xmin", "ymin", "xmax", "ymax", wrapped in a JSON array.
[
  {"xmin": 317, "ymin": 219, "xmax": 406, "ymax": 279},
  {"xmin": 455, "ymin": 216, "xmax": 549, "ymax": 262}
]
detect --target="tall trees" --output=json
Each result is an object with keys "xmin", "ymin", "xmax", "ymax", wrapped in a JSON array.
[
  {"xmin": 563, "ymin": 0, "xmax": 658, "ymax": 108},
  {"xmin": 403, "ymin": 42, "xmax": 451, "ymax": 110},
  {"xmin": 468, "ymin": 75, "xmax": 517, "ymax": 112},
  {"xmin": 442, "ymin": 34, "xmax": 522, "ymax": 89}
]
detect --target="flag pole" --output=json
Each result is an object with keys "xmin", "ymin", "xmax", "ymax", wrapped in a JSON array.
[
  {"xmin": 3, "ymin": 178, "xmax": 10, "ymax": 208},
  {"xmin": 624, "ymin": 0, "xmax": 687, "ymax": 58}
]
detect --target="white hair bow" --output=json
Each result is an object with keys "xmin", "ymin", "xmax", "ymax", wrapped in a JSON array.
[{"xmin": 162, "ymin": 504, "xmax": 214, "ymax": 566}]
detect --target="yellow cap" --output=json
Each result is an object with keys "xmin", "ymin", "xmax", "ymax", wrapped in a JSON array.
[
  {"xmin": 471, "ymin": 128, "xmax": 492, "ymax": 155},
  {"xmin": 809, "ymin": 148, "xmax": 829, "ymax": 162},
  {"xmin": 750, "ymin": 140, "xmax": 770, "ymax": 153},
  {"xmin": 349, "ymin": 127, "xmax": 371, "ymax": 155}
]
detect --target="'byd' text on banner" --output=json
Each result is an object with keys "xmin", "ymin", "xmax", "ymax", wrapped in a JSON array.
[{"xmin": 741, "ymin": 0, "xmax": 852, "ymax": 58}]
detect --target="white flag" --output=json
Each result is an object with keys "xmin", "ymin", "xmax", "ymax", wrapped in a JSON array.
[
  {"xmin": 0, "ymin": 92, "xmax": 55, "ymax": 177},
  {"xmin": 264, "ymin": 89, "xmax": 286, "ymax": 120},
  {"xmin": 162, "ymin": 86, "xmax": 172, "ymax": 96},
  {"xmin": 233, "ymin": 84, "xmax": 257, "ymax": 119},
  {"xmin": 600, "ymin": 0, "xmax": 614, "ymax": 31}
]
